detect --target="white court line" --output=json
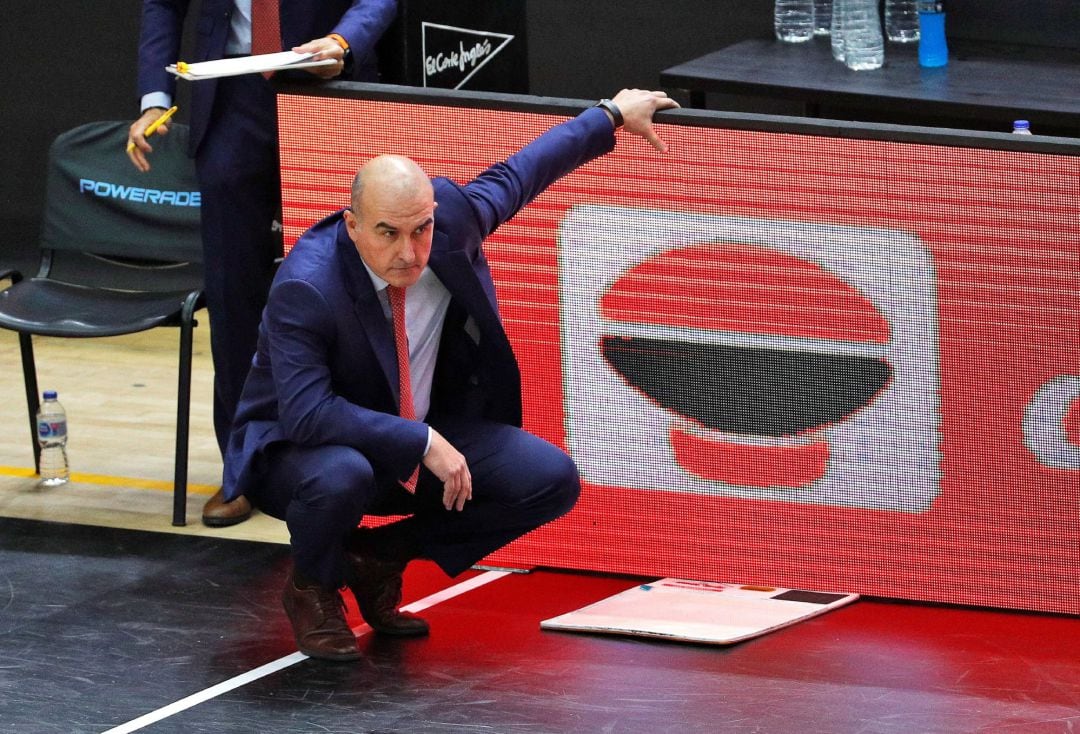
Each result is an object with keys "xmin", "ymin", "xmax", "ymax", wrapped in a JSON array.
[{"xmin": 102, "ymin": 570, "xmax": 511, "ymax": 734}]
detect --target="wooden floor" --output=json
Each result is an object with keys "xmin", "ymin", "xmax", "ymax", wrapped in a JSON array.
[
  {"xmin": 0, "ymin": 325, "xmax": 285, "ymax": 543},
  {"xmin": 1, "ymin": 325, "xmax": 1078, "ymax": 733}
]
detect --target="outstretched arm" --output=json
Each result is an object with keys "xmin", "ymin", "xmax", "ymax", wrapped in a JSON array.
[{"xmin": 460, "ymin": 88, "xmax": 680, "ymax": 238}]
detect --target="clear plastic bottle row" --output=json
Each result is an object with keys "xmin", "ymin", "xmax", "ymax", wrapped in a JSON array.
[
  {"xmin": 776, "ymin": 0, "xmax": 950, "ymax": 71},
  {"xmin": 777, "ymin": 0, "xmax": 920, "ymax": 43},
  {"xmin": 774, "ymin": 0, "xmax": 885, "ymax": 70}
]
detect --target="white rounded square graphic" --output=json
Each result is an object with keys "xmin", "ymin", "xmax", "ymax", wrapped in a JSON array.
[{"xmin": 558, "ymin": 205, "xmax": 942, "ymax": 512}]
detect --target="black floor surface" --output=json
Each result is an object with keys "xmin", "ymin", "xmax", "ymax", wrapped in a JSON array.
[{"xmin": 1, "ymin": 517, "xmax": 1077, "ymax": 734}]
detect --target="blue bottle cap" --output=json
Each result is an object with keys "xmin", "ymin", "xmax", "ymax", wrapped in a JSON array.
[
  {"xmin": 1013, "ymin": 120, "xmax": 1030, "ymax": 131},
  {"xmin": 43, "ymin": 390, "xmax": 57, "ymax": 400}
]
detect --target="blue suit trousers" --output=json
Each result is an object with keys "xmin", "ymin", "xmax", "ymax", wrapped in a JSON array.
[{"xmin": 247, "ymin": 418, "xmax": 581, "ymax": 587}]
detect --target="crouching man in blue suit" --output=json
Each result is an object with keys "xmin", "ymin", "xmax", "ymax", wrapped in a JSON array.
[{"xmin": 223, "ymin": 89, "xmax": 679, "ymax": 661}]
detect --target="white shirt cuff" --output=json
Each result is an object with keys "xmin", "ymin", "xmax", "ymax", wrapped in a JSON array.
[{"xmin": 141, "ymin": 92, "xmax": 173, "ymax": 113}]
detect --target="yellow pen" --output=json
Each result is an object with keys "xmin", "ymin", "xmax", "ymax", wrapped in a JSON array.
[{"xmin": 127, "ymin": 105, "xmax": 178, "ymax": 153}]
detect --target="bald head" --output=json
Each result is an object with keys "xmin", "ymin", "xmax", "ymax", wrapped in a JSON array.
[
  {"xmin": 343, "ymin": 154, "xmax": 437, "ymax": 289},
  {"xmin": 351, "ymin": 154, "xmax": 432, "ymax": 213}
]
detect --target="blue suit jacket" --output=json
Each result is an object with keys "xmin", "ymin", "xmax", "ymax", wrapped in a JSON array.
[
  {"xmin": 222, "ymin": 107, "xmax": 616, "ymax": 500},
  {"xmin": 137, "ymin": 0, "xmax": 397, "ymax": 154}
]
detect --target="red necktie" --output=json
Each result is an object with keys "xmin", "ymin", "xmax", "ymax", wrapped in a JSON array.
[
  {"xmin": 250, "ymin": 0, "xmax": 281, "ymax": 78},
  {"xmin": 388, "ymin": 285, "xmax": 419, "ymax": 492}
]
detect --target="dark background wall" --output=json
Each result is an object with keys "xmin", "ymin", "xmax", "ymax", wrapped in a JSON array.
[
  {"xmin": 1, "ymin": 0, "xmax": 1076, "ymax": 272},
  {"xmin": 525, "ymin": 0, "xmax": 773, "ymax": 99},
  {"xmin": 1, "ymin": 3, "xmax": 142, "ymax": 269}
]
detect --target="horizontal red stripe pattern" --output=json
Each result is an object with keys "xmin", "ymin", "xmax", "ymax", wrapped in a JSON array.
[{"xmin": 276, "ymin": 94, "xmax": 1080, "ymax": 615}]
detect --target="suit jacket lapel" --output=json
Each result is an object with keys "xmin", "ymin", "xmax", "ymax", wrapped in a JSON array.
[{"xmin": 336, "ymin": 222, "xmax": 399, "ymax": 404}]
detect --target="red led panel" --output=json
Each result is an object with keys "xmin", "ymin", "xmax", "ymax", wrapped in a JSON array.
[{"xmin": 278, "ymin": 92, "xmax": 1080, "ymax": 614}]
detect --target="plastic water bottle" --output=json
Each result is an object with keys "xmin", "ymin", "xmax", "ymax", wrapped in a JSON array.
[
  {"xmin": 843, "ymin": 0, "xmax": 884, "ymax": 70},
  {"xmin": 775, "ymin": 0, "xmax": 816, "ymax": 43},
  {"xmin": 884, "ymin": 0, "xmax": 920, "ymax": 42},
  {"xmin": 813, "ymin": 0, "xmax": 833, "ymax": 35},
  {"xmin": 37, "ymin": 391, "xmax": 69, "ymax": 486},
  {"xmin": 1012, "ymin": 120, "xmax": 1032, "ymax": 135},
  {"xmin": 831, "ymin": 0, "xmax": 847, "ymax": 61},
  {"xmin": 918, "ymin": 1, "xmax": 948, "ymax": 67}
]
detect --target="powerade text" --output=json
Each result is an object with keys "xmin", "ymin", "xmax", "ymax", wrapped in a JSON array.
[{"xmin": 79, "ymin": 178, "xmax": 200, "ymax": 207}]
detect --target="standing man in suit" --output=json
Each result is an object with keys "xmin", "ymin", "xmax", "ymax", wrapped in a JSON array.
[
  {"xmin": 126, "ymin": 0, "xmax": 398, "ymax": 527},
  {"xmin": 223, "ymin": 89, "xmax": 678, "ymax": 661}
]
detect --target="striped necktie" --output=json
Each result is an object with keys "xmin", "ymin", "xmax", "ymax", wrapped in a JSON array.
[
  {"xmin": 250, "ymin": 0, "xmax": 281, "ymax": 77},
  {"xmin": 387, "ymin": 285, "xmax": 419, "ymax": 492}
]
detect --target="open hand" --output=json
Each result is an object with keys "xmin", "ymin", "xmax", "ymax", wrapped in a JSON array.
[{"xmin": 610, "ymin": 88, "xmax": 681, "ymax": 153}]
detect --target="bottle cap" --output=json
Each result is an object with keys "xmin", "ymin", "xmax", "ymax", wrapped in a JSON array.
[
  {"xmin": 43, "ymin": 390, "xmax": 57, "ymax": 400},
  {"xmin": 1012, "ymin": 120, "xmax": 1030, "ymax": 131}
]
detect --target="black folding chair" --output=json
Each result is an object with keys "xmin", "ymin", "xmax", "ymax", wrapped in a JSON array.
[{"xmin": 0, "ymin": 121, "xmax": 205, "ymax": 526}]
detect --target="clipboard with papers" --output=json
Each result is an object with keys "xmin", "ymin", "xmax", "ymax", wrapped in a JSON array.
[
  {"xmin": 166, "ymin": 51, "xmax": 336, "ymax": 80},
  {"xmin": 540, "ymin": 578, "xmax": 859, "ymax": 645}
]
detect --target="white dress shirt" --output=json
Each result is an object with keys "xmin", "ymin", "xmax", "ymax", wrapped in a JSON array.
[{"xmin": 362, "ymin": 262, "xmax": 453, "ymax": 455}]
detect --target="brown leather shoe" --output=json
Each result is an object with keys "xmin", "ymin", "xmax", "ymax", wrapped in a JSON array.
[
  {"xmin": 344, "ymin": 550, "xmax": 429, "ymax": 637},
  {"xmin": 281, "ymin": 570, "xmax": 361, "ymax": 661},
  {"xmin": 201, "ymin": 488, "xmax": 252, "ymax": 527}
]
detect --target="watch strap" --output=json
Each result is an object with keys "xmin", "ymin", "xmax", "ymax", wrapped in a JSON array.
[{"xmin": 594, "ymin": 98, "xmax": 624, "ymax": 128}]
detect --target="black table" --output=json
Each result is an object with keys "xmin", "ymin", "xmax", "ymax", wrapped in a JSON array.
[{"xmin": 660, "ymin": 38, "xmax": 1080, "ymax": 135}]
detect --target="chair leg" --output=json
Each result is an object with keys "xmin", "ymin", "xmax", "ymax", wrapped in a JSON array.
[
  {"xmin": 19, "ymin": 332, "xmax": 41, "ymax": 473},
  {"xmin": 173, "ymin": 316, "xmax": 195, "ymax": 527}
]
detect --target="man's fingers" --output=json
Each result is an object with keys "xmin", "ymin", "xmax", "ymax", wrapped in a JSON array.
[
  {"xmin": 441, "ymin": 468, "xmax": 472, "ymax": 511},
  {"xmin": 127, "ymin": 108, "xmax": 170, "ymax": 172},
  {"xmin": 460, "ymin": 466, "xmax": 472, "ymax": 509},
  {"xmin": 424, "ymin": 429, "xmax": 471, "ymax": 510},
  {"xmin": 127, "ymin": 138, "xmax": 152, "ymax": 173},
  {"xmin": 442, "ymin": 473, "xmax": 460, "ymax": 510},
  {"xmin": 644, "ymin": 126, "xmax": 668, "ymax": 153},
  {"xmin": 293, "ymin": 40, "xmax": 345, "ymax": 78},
  {"xmin": 443, "ymin": 482, "xmax": 465, "ymax": 511}
]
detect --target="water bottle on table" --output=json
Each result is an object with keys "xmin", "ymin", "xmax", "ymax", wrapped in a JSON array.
[
  {"xmin": 37, "ymin": 390, "xmax": 69, "ymax": 487},
  {"xmin": 843, "ymin": 0, "xmax": 884, "ymax": 70},
  {"xmin": 884, "ymin": 0, "xmax": 920, "ymax": 42},
  {"xmin": 1012, "ymin": 120, "xmax": 1032, "ymax": 135},
  {"xmin": 775, "ymin": 0, "xmax": 816, "ymax": 43}
]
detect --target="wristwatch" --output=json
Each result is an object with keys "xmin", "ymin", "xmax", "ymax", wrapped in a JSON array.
[{"xmin": 594, "ymin": 99, "xmax": 624, "ymax": 128}]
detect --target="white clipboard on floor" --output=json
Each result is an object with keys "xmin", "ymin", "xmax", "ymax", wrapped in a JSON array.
[{"xmin": 541, "ymin": 578, "xmax": 859, "ymax": 645}]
